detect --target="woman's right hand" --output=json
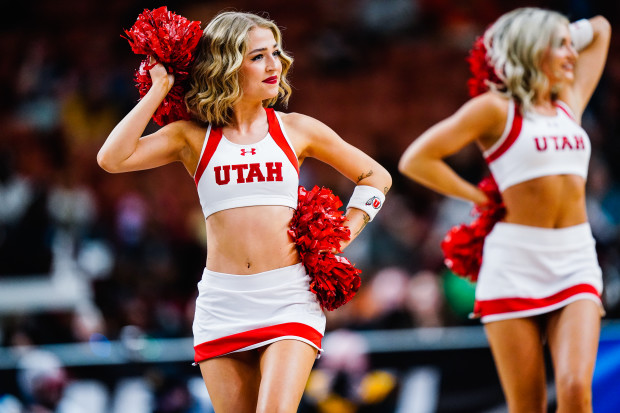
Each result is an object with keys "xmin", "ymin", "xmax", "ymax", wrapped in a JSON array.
[{"xmin": 148, "ymin": 57, "xmax": 175, "ymax": 93}]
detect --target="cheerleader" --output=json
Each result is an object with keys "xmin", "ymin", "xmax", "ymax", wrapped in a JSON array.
[
  {"xmin": 98, "ymin": 10, "xmax": 391, "ymax": 413},
  {"xmin": 399, "ymin": 8, "xmax": 610, "ymax": 412}
]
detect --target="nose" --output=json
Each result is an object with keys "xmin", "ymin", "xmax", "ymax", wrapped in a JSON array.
[
  {"xmin": 568, "ymin": 42, "xmax": 578, "ymax": 58},
  {"xmin": 266, "ymin": 53, "xmax": 280, "ymax": 71}
]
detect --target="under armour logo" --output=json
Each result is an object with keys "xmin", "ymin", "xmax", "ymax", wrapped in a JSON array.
[
  {"xmin": 366, "ymin": 196, "xmax": 382, "ymax": 209},
  {"xmin": 240, "ymin": 148, "xmax": 257, "ymax": 156}
]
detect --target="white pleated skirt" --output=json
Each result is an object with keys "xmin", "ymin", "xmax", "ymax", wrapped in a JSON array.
[
  {"xmin": 192, "ymin": 263, "xmax": 326, "ymax": 363},
  {"xmin": 474, "ymin": 222, "xmax": 604, "ymax": 323}
]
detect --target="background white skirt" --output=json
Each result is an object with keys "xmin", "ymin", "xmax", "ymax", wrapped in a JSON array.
[
  {"xmin": 474, "ymin": 222, "xmax": 604, "ymax": 323},
  {"xmin": 192, "ymin": 263, "xmax": 326, "ymax": 363}
]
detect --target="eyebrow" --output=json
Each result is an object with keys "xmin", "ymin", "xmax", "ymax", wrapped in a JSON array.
[{"xmin": 248, "ymin": 44, "xmax": 279, "ymax": 55}]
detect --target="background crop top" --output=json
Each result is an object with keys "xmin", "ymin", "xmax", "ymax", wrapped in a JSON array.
[
  {"xmin": 193, "ymin": 108, "xmax": 299, "ymax": 219},
  {"xmin": 483, "ymin": 99, "xmax": 591, "ymax": 192}
]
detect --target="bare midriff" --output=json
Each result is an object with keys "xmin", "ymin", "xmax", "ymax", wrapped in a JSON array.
[
  {"xmin": 500, "ymin": 174, "xmax": 587, "ymax": 228},
  {"xmin": 204, "ymin": 205, "xmax": 300, "ymax": 274}
]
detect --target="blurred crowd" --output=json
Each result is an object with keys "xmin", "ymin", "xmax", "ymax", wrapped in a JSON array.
[{"xmin": 1, "ymin": 0, "xmax": 619, "ymax": 411}]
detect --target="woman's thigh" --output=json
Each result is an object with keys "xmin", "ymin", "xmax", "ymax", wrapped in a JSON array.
[
  {"xmin": 256, "ymin": 339, "xmax": 318, "ymax": 413},
  {"xmin": 546, "ymin": 300, "xmax": 600, "ymax": 406},
  {"xmin": 199, "ymin": 350, "xmax": 261, "ymax": 413},
  {"xmin": 484, "ymin": 317, "xmax": 548, "ymax": 412}
]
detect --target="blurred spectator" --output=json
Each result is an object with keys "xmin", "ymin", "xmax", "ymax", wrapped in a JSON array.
[
  {"xmin": 16, "ymin": 350, "xmax": 67, "ymax": 412},
  {"xmin": 405, "ymin": 270, "xmax": 445, "ymax": 328},
  {"xmin": 303, "ymin": 329, "xmax": 400, "ymax": 413}
]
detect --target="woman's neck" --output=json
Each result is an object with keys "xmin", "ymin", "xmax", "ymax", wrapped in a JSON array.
[
  {"xmin": 229, "ymin": 102, "xmax": 266, "ymax": 133},
  {"xmin": 532, "ymin": 92, "xmax": 556, "ymax": 115}
]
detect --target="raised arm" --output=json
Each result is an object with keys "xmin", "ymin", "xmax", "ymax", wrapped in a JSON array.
[
  {"xmin": 97, "ymin": 62, "xmax": 189, "ymax": 173},
  {"xmin": 283, "ymin": 112, "xmax": 392, "ymax": 248},
  {"xmin": 398, "ymin": 93, "xmax": 507, "ymax": 205},
  {"xmin": 562, "ymin": 15, "xmax": 611, "ymax": 119}
]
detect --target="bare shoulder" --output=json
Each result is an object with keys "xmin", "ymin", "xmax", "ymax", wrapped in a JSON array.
[
  {"xmin": 464, "ymin": 91, "xmax": 509, "ymax": 118},
  {"xmin": 277, "ymin": 111, "xmax": 348, "ymax": 160},
  {"xmin": 160, "ymin": 120, "xmax": 209, "ymax": 167},
  {"xmin": 459, "ymin": 92, "xmax": 510, "ymax": 146},
  {"xmin": 277, "ymin": 111, "xmax": 335, "ymax": 155},
  {"xmin": 161, "ymin": 119, "xmax": 206, "ymax": 148},
  {"xmin": 277, "ymin": 111, "xmax": 327, "ymax": 137},
  {"xmin": 166, "ymin": 119, "xmax": 207, "ymax": 139}
]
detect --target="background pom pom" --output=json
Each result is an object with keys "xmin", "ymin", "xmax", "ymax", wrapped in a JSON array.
[
  {"xmin": 289, "ymin": 186, "xmax": 362, "ymax": 311},
  {"xmin": 440, "ymin": 175, "xmax": 506, "ymax": 281},
  {"xmin": 466, "ymin": 35, "xmax": 503, "ymax": 98},
  {"xmin": 123, "ymin": 7, "xmax": 202, "ymax": 125}
]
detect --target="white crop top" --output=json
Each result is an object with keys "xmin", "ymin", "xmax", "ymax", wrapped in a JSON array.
[
  {"xmin": 193, "ymin": 108, "xmax": 299, "ymax": 219},
  {"xmin": 483, "ymin": 99, "xmax": 591, "ymax": 192}
]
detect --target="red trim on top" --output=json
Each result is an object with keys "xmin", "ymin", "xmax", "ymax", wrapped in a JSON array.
[
  {"xmin": 266, "ymin": 108, "xmax": 299, "ymax": 175},
  {"xmin": 485, "ymin": 103, "xmax": 523, "ymax": 163},
  {"xmin": 194, "ymin": 127, "xmax": 223, "ymax": 185},
  {"xmin": 194, "ymin": 322, "xmax": 323, "ymax": 362},
  {"xmin": 555, "ymin": 102, "xmax": 576, "ymax": 122},
  {"xmin": 474, "ymin": 283, "xmax": 600, "ymax": 318}
]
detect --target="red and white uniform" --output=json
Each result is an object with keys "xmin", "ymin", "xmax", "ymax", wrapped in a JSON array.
[
  {"xmin": 194, "ymin": 108, "xmax": 299, "ymax": 217},
  {"xmin": 192, "ymin": 108, "xmax": 326, "ymax": 363},
  {"xmin": 474, "ymin": 99, "xmax": 604, "ymax": 323},
  {"xmin": 484, "ymin": 99, "xmax": 590, "ymax": 191}
]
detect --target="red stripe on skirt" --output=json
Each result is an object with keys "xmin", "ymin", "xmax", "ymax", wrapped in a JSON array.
[
  {"xmin": 194, "ymin": 322, "xmax": 323, "ymax": 362},
  {"xmin": 474, "ymin": 283, "xmax": 600, "ymax": 319}
]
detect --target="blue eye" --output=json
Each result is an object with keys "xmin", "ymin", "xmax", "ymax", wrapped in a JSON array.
[
  {"xmin": 251, "ymin": 54, "xmax": 263, "ymax": 61},
  {"xmin": 273, "ymin": 50, "xmax": 282, "ymax": 57}
]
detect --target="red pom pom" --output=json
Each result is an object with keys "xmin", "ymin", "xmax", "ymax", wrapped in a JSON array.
[
  {"xmin": 440, "ymin": 175, "xmax": 506, "ymax": 282},
  {"xmin": 289, "ymin": 186, "xmax": 362, "ymax": 311},
  {"xmin": 466, "ymin": 35, "xmax": 503, "ymax": 98},
  {"xmin": 123, "ymin": 7, "xmax": 202, "ymax": 125}
]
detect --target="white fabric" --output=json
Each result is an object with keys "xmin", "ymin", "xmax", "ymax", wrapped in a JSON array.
[
  {"xmin": 194, "ymin": 112, "xmax": 298, "ymax": 219},
  {"xmin": 346, "ymin": 185, "xmax": 385, "ymax": 221},
  {"xmin": 192, "ymin": 263, "xmax": 326, "ymax": 352},
  {"xmin": 476, "ymin": 222, "xmax": 603, "ymax": 323},
  {"xmin": 569, "ymin": 19, "xmax": 594, "ymax": 52},
  {"xmin": 484, "ymin": 99, "xmax": 591, "ymax": 191}
]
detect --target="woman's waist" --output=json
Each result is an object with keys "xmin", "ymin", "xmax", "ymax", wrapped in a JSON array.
[
  {"xmin": 502, "ymin": 211, "xmax": 588, "ymax": 228},
  {"xmin": 204, "ymin": 206, "xmax": 300, "ymax": 274},
  {"xmin": 500, "ymin": 176, "xmax": 587, "ymax": 227},
  {"xmin": 205, "ymin": 233, "xmax": 300, "ymax": 275}
]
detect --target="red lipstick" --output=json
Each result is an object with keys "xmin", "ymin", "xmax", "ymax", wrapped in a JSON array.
[{"xmin": 263, "ymin": 76, "xmax": 278, "ymax": 84}]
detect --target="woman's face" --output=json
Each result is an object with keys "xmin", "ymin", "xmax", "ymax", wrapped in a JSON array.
[
  {"xmin": 239, "ymin": 27, "xmax": 282, "ymax": 102},
  {"xmin": 541, "ymin": 23, "xmax": 578, "ymax": 86}
]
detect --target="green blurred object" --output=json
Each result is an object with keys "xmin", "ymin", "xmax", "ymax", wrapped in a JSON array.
[{"xmin": 442, "ymin": 268, "xmax": 476, "ymax": 320}]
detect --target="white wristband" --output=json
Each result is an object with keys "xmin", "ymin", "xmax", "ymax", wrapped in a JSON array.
[
  {"xmin": 569, "ymin": 19, "xmax": 594, "ymax": 52},
  {"xmin": 346, "ymin": 185, "xmax": 385, "ymax": 222}
]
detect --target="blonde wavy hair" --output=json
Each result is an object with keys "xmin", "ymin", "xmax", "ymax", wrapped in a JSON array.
[
  {"xmin": 483, "ymin": 7, "xmax": 569, "ymax": 112},
  {"xmin": 185, "ymin": 11, "xmax": 293, "ymax": 126}
]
